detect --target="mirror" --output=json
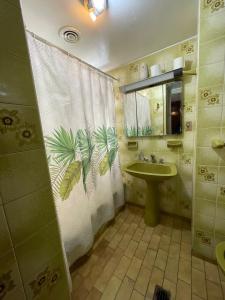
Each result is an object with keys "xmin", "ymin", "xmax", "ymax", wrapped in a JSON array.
[{"xmin": 123, "ymin": 81, "xmax": 183, "ymax": 137}]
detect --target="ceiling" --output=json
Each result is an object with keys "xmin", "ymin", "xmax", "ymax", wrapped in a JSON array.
[{"xmin": 20, "ymin": 0, "xmax": 198, "ymax": 71}]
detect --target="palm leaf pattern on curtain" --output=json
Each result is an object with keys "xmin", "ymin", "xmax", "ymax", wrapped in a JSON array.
[
  {"xmin": 77, "ymin": 129, "xmax": 95, "ymax": 192},
  {"xmin": 45, "ymin": 127, "xmax": 81, "ymax": 200},
  {"xmin": 45, "ymin": 126, "xmax": 118, "ymax": 199},
  {"xmin": 94, "ymin": 126, "xmax": 118, "ymax": 175}
]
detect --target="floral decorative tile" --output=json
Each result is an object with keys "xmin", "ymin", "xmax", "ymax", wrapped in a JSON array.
[
  {"xmin": 0, "ymin": 104, "xmax": 43, "ymax": 155},
  {"xmin": 199, "ymin": 87, "xmax": 221, "ymax": 106},
  {"xmin": 202, "ymin": 0, "xmax": 224, "ymax": 13},
  {"xmin": 185, "ymin": 121, "xmax": 192, "ymax": 131},
  {"xmin": 180, "ymin": 41, "xmax": 195, "ymax": 55}
]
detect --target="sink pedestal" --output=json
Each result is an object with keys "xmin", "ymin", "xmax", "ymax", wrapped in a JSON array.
[{"xmin": 144, "ymin": 181, "xmax": 160, "ymax": 226}]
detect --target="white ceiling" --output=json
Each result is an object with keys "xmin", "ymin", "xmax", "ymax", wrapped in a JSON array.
[{"xmin": 20, "ymin": 0, "xmax": 198, "ymax": 71}]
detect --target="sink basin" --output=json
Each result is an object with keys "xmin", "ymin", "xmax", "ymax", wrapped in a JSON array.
[
  {"xmin": 216, "ymin": 241, "xmax": 225, "ymax": 274},
  {"xmin": 124, "ymin": 161, "xmax": 177, "ymax": 226},
  {"xmin": 124, "ymin": 161, "xmax": 177, "ymax": 181}
]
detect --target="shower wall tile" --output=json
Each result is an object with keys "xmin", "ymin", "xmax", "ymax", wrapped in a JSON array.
[
  {"xmin": 110, "ymin": 37, "xmax": 197, "ymax": 218},
  {"xmin": 0, "ymin": 149, "xmax": 50, "ymax": 203},
  {"xmin": 0, "ymin": 52, "xmax": 37, "ymax": 106},
  {"xmin": 0, "ymin": 1, "xmax": 28, "ymax": 59},
  {"xmin": 4, "ymin": 186, "xmax": 56, "ymax": 245},
  {"xmin": 24, "ymin": 253, "xmax": 70, "ymax": 300},
  {"xmin": 0, "ymin": 206, "xmax": 12, "ymax": 255},
  {"xmin": 193, "ymin": 0, "xmax": 225, "ymax": 260},
  {"xmin": 0, "ymin": 0, "xmax": 70, "ymax": 298},
  {"xmin": 0, "ymin": 250, "xmax": 25, "ymax": 300},
  {"xmin": 15, "ymin": 220, "xmax": 61, "ymax": 283}
]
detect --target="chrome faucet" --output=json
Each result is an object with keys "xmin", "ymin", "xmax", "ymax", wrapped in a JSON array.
[{"xmin": 150, "ymin": 154, "xmax": 157, "ymax": 163}]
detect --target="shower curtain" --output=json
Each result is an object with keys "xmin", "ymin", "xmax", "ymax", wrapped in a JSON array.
[{"xmin": 27, "ymin": 34, "xmax": 124, "ymax": 266}]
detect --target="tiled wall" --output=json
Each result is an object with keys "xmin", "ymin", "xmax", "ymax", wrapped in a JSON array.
[
  {"xmin": 0, "ymin": 1, "xmax": 70, "ymax": 299},
  {"xmin": 192, "ymin": 0, "xmax": 225, "ymax": 259},
  {"xmin": 109, "ymin": 37, "xmax": 197, "ymax": 219}
]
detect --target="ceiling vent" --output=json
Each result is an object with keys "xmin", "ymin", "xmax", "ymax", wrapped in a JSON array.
[{"xmin": 59, "ymin": 26, "xmax": 81, "ymax": 43}]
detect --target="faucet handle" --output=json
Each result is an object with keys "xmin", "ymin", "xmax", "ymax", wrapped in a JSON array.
[{"xmin": 159, "ymin": 158, "xmax": 164, "ymax": 164}]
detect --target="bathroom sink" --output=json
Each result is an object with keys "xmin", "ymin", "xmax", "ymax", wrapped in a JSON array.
[
  {"xmin": 216, "ymin": 241, "xmax": 225, "ymax": 274},
  {"xmin": 124, "ymin": 161, "xmax": 177, "ymax": 181},
  {"xmin": 124, "ymin": 161, "xmax": 177, "ymax": 227}
]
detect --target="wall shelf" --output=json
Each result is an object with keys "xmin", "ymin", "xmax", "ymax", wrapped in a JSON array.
[{"xmin": 120, "ymin": 68, "xmax": 183, "ymax": 94}]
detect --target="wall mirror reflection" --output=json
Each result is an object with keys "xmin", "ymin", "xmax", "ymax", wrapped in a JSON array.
[{"xmin": 123, "ymin": 81, "xmax": 183, "ymax": 137}]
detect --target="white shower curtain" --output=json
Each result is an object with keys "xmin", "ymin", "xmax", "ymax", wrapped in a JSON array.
[{"xmin": 27, "ymin": 34, "xmax": 124, "ymax": 266}]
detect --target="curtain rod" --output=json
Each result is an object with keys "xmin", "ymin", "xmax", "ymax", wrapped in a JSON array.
[{"xmin": 26, "ymin": 29, "xmax": 119, "ymax": 82}]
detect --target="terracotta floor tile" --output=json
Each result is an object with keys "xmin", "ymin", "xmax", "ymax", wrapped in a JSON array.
[
  {"xmin": 114, "ymin": 255, "xmax": 131, "ymax": 280},
  {"xmin": 71, "ymin": 207, "xmax": 225, "ymax": 300},
  {"xmin": 133, "ymin": 228, "xmax": 144, "ymax": 242},
  {"xmin": 192, "ymin": 256, "xmax": 204, "ymax": 272},
  {"xmin": 146, "ymin": 267, "xmax": 164, "ymax": 299},
  {"xmin": 142, "ymin": 227, "xmax": 153, "ymax": 243},
  {"xmin": 168, "ymin": 242, "xmax": 180, "ymax": 261},
  {"xmin": 205, "ymin": 261, "xmax": 220, "ymax": 284},
  {"xmin": 192, "ymin": 268, "xmax": 207, "ymax": 299},
  {"xmin": 134, "ymin": 266, "xmax": 151, "ymax": 295},
  {"xmin": 143, "ymin": 249, "xmax": 157, "ymax": 269},
  {"xmin": 94, "ymin": 259, "xmax": 117, "ymax": 293},
  {"xmin": 149, "ymin": 234, "xmax": 161, "ymax": 250},
  {"xmin": 109, "ymin": 232, "xmax": 123, "ymax": 249},
  {"xmin": 176, "ymin": 279, "xmax": 191, "ymax": 300},
  {"xmin": 159, "ymin": 235, "xmax": 171, "ymax": 252},
  {"xmin": 115, "ymin": 276, "xmax": 134, "ymax": 300},
  {"xmin": 165, "ymin": 257, "xmax": 178, "ymax": 284},
  {"xmin": 126, "ymin": 257, "xmax": 142, "ymax": 281},
  {"xmin": 130, "ymin": 289, "xmax": 145, "ymax": 300},
  {"xmin": 171, "ymin": 228, "xmax": 182, "ymax": 243},
  {"xmin": 86, "ymin": 287, "xmax": 102, "ymax": 300},
  {"xmin": 101, "ymin": 275, "xmax": 122, "ymax": 300},
  {"xmin": 178, "ymin": 259, "xmax": 191, "ymax": 284},
  {"xmin": 118, "ymin": 233, "xmax": 132, "ymax": 250},
  {"xmin": 154, "ymin": 249, "xmax": 168, "ymax": 271},
  {"xmin": 125, "ymin": 240, "xmax": 139, "ymax": 258},
  {"xmin": 163, "ymin": 278, "xmax": 176, "ymax": 300},
  {"xmin": 206, "ymin": 279, "xmax": 223, "ymax": 300},
  {"xmin": 135, "ymin": 241, "xmax": 148, "ymax": 260}
]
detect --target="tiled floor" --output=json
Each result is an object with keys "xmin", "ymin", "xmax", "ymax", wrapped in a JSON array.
[{"xmin": 71, "ymin": 205, "xmax": 225, "ymax": 300}]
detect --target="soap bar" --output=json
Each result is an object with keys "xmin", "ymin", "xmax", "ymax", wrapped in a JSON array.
[{"xmin": 211, "ymin": 139, "xmax": 224, "ymax": 149}]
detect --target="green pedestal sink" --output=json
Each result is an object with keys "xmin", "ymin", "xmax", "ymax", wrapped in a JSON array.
[
  {"xmin": 124, "ymin": 161, "xmax": 177, "ymax": 226},
  {"xmin": 216, "ymin": 241, "xmax": 225, "ymax": 275}
]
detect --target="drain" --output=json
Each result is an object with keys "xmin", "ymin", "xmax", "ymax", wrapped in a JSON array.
[{"xmin": 58, "ymin": 26, "xmax": 81, "ymax": 43}]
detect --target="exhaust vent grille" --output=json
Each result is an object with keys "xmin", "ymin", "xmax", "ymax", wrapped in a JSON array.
[{"xmin": 59, "ymin": 26, "xmax": 81, "ymax": 43}]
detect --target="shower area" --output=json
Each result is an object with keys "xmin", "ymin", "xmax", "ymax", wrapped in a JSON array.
[{"xmin": 27, "ymin": 33, "xmax": 124, "ymax": 265}]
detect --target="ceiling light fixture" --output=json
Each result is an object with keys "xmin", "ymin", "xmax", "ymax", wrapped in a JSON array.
[{"xmin": 84, "ymin": 0, "xmax": 106, "ymax": 22}]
